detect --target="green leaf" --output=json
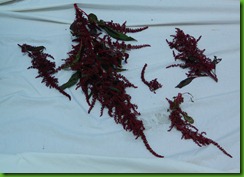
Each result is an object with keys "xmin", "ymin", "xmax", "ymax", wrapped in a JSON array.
[
  {"xmin": 115, "ymin": 68, "xmax": 127, "ymax": 72},
  {"xmin": 60, "ymin": 71, "xmax": 80, "ymax": 90},
  {"xmin": 90, "ymin": 14, "xmax": 136, "ymax": 41},
  {"xmin": 182, "ymin": 112, "xmax": 194, "ymax": 124},
  {"xmin": 65, "ymin": 53, "xmax": 81, "ymax": 69},
  {"xmin": 182, "ymin": 114, "xmax": 194, "ymax": 124},
  {"xmin": 88, "ymin": 13, "xmax": 98, "ymax": 23},
  {"xmin": 63, "ymin": 43, "xmax": 83, "ymax": 69},
  {"xmin": 109, "ymin": 86, "xmax": 120, "ymax": 93},
  {"xmin": 175, "ymin": 77, "xmax": 195, "ymax": 88},
  {"xmin": 101, "ymin": 26, "xmax": 136, "ymax": 41},
  {"xmin": 88, "ymin": 91, "xmax": 93, "ymax": 100}
]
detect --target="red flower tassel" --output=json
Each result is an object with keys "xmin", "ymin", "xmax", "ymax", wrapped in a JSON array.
[{"xmin": 166, "ymin": 93, "xmax": 232, "ymax": 158}]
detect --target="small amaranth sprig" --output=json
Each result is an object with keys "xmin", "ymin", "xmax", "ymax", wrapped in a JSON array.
[
  {"xmin": 104, "ymin": 20, "xmax": 149, "ymax": 34},
  {"xmin": 166, "ymin": 28, "xmax": 222, "ymax": 88},
  {"xmin": 166, "ymin": 93, "xmax": 232, "ymax": 158},
  {"xmin": 141, "ymin": 63, "xmax": 162, "ymax": 93},
  {"xmin": 18, "ymin": 44, "xmax": 71, "ymax": 100}
]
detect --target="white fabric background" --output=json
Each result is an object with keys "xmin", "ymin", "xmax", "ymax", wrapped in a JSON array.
[{"xmin": 0, "ymin": 0, "xmax": 240, "ymax": 173}]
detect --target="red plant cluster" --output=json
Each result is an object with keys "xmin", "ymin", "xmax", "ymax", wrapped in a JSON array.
[
  {"xmin": 59, "ymin": 4, "xmax": 163, "ymax": 158},
  {"xmin": 141, "ymin": 63, "xmax": 162, "ymax": 93},
  {"xmin": 17, "ymin": 4, "xmax": 161, "ymax": 158},
  {"xmin": 18, "ymin": 44, "xmax": 71, "ymax": 100},
  {"xmin": 18, "ymin": 4, "xmax": 231, "ymax": 159},
  {"xmin": 166, "ymin": 28, "xmax": 222, "ymax": 88},
  {"xmin": 166, "ymin": 93, "xmax": 232, "ymax": 158}
]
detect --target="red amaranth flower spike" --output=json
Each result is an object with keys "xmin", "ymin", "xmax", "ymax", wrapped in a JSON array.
[
  {"xmin": 166, "ymin": 28, "xmax": 222, "ymax": 88},
  {"xmin": 58, "ymin": 4, "xmax": 163, "ymax": 158},
  {"xmin": 166, "ymin": 93, "xmax": 232, "ymax": 158},
  {"xmin": 18, "ymin": 44, "xmax": 71, "ymax": 100},
  {"xmin": 104, "ymin": 20, "xmax": 149, "ymax": 34},
  {"xmin": 141, "ymin": 63, "xmax": 162, "ymax": 93}
]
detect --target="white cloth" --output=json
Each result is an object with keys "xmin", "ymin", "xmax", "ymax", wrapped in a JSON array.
[{"xmin": 0, "ymin": 0, "xmax": 240, "ymax": 173}]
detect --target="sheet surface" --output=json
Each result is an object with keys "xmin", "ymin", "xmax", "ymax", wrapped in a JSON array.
[{"xmin": 0, "ymin": 0, "xmax": 240, "ymax": 173}]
